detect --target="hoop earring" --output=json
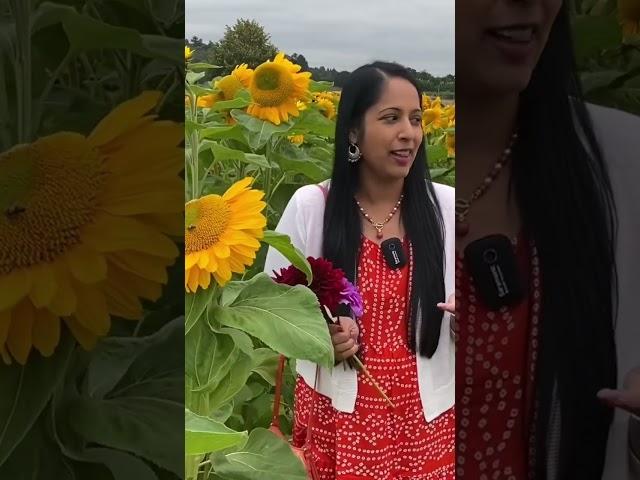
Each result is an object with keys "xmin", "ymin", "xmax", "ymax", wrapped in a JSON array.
[{"xmin": 348, "ymin": 143, "xmax": 361, "ymax": 163}]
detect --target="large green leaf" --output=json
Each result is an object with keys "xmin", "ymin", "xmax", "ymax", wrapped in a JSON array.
[
  {"xmin": 289, "ymin": 109, "xmax": 335, "ymax": 138},
  {"xmin": 572, "ymin": 14, "xmax": 621, "ymax": 61},
  {"xmin": 270, "ymin": 151, "xmax": 328, "ymax": 183},
  {"xmin": 66, "ymin": 395, "xmax": 182, "ymax": 476},
  {"xmin": 204, "ymin": 349, "xmax": 254, "ymax": 412},
  {"xmin": 185, "ymin": 285, "xmax": 218, "ymax": 335},
  {"xmin": 53, "ymin": 318, "xmax": 183, "ymax": 478},
  {"xmin": 211, "ymin": 144, "xmax": 270, "ymax": 168},
  {"xmin": 185, "ymin": 408, "xmax": 247, "ymax": 455},
  {"xmin": 0, "ymin": 334, "xmax": 73, "ymax": 466},
  {"xmin": 213, "ymin": 428, "xmax": 306, "ymax": 480},
  {"xmin": 185, "ymin": 321, "xmax": 239, "ymax": 394},
  {"xmin": 32, "ymin": 3, "xmax": 181, "ymax": 63},
  {"xmin": 231, "ymin": 111, "xmax": 293, "ymax": 150},
  {"xmin": 261, "ymin": 230, "xmax": 312, "ymax": 284},
  {"xmin": 211, "ymin": 274, "xmax": 334, "ymax": 368},
  {"xmin": 251, "ymin": 348, "xmax": 280, "ymax": 386}
]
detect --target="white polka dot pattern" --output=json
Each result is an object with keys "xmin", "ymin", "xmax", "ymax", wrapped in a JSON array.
[
  {"xmin": 292, "ymin": 236, "xmax": 455, "ymax": 479},
  {"xmin": 456, "ymin": 237, "xmax": 540, "ymax": 479}
]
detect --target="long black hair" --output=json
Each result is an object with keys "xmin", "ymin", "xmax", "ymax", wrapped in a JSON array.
[
  {"xmin": 322, "ymin": 61, "xmax": 446, "ymax": 358},
  {"xmin": 513, "ymin": 4, "xmax": 618, "ymax": 478}
]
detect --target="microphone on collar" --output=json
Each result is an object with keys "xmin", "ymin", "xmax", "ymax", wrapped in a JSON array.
[{"xmin": 381, "ymin": 237, "xmax": 407, "ymax": 269}]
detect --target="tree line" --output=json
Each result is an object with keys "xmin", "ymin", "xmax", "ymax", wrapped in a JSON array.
[{"xmin": 186, "ymin": 19, "xmax": 454, "ymax": 98}]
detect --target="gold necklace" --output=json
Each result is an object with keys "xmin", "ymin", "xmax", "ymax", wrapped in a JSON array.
[
  {"xmin": 355, "ymin": 195, "xmax": 403, "ymax": 240},
  {"xmin": 456, "ymin": 132, "xmax": 518, "ymax": 237}
]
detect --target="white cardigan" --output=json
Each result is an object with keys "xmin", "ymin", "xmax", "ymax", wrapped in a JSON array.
[
  {"xmin": 587, "ymin": 103, "xmax": 640, "ymax": 480},
  {"xmin": 263, "ymin": 180, "xmax": 455, "ymax": 422}
]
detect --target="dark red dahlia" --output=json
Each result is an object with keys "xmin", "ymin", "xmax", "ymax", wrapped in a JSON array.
[{"xmin": 273, "ymin": 257, "xmax": 346, "ymax": 314}]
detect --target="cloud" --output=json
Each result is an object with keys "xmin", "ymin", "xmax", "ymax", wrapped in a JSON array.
[{"xmin": 185, "ymin": 0, "xmax": 454, "ymax": 75}]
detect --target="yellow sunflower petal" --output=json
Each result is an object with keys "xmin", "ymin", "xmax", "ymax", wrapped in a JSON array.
[
  {"xmin": 29, "ymin": 264, "xmax": 57, "ymax": 309},
  {"xmin": 88, "ymin": 91, "xmax": 161, "ymax": 147},
  {"xmin": 212, "ymin": 243, "xmax": 230, "ymax": 259},
  {"xmin": 0, "ymin": 309, "xmax": 10, "ymax": 346},
  {"xmin": 66, "ymin": 245, "xmax": 108, "ymax": 284},
  {"xmin": 74, "ymin": 284, "xmax": 111, "ymax": 336},
  {"xmin": 197, "ymin": 251, "xmax": 210, "ymax": 269},
  {"xmin": 222, "ymin": 177, "xmax": 253, "ymax": 201},
  {"xmin": 187, "ymin": 265, "xmax": 200, "ymax": 292},
  {"xmin": 83, "ymin": 213, "xmax": 179, "ymax": 259},
  {"xmin": 0, "ymin": 270, "xmax": 31, "ymax": 310},
  {"xmin": 64, "ymin": 317, "xmax": 98, "ymax": 350},
  {"xmin": 110, "ymin": 251, "xmax": 169, "ymax": 284},
  {"xmin": 48, "ymin": 262, "xmax": 77, "ymax": 317},
  {"xmin": 7, "ymin": 301, "xmax": 34, "ymax": 365},
  {"xmin": 104, "ymin": 278, "xmax": 143, "ymax": 320},
  {"xmin": 32, "ymin": 309, "xmax": 60, "ymax": 357},
  {"xmin": 198, "ymin": 269, "xmax": 211, "ymax": 290}
]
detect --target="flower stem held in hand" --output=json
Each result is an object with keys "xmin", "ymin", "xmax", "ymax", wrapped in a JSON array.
[{"xmin": 322, "ymin": 305, "xmax": 396, "ymax": 409}]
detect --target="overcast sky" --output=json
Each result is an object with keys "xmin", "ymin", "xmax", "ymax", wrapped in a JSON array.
[{"xmin": 185, "ymin": 0, "xmax": 454, "ymax": 76}]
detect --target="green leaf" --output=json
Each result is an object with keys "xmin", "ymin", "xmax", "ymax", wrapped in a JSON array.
[
  {"xmin": 572, "ymin": 14, "xmax": 621, "ymax": 61},
  {"xmin": 185, "ymin": 321, "xmax": 239, "ymax": 394},
  {"xmin": 213, "ymin": 428, "xmax": 306, "ymax": 480},
  {"xmin": 251, "ymin": 349, "xmax": 280, "ymax": 386},
  {"xmin": 426, "ymin": 144, "xmax": 448, "ymax": 164},
  {"xmin": 290, "ymin": 109, "xmax": 335, "ymax": 138},
  {"xmin": 210, "ymin": 144, "xmax": 271, "ymax": 168},
  {"xmin": 205, "ymin": 350, "xmax": 254, "ymax": 411},
  {"xmin": 0, "ymin": 334, "xmax": 73, "ymax": 466},
  {"xmin": 309, "ymin": 80, "xmax": 333, "ymax": 93},
  {"xmin": 212, "ymin": 273, "xmax": 334, "ymax": 368},
  {"xmin": 270, "ymin": 151, "xmax": 329, "ymax": 183},
  {"xmin": 32, "ymin": 3, "xmax": 181, "ymax": 63},
  {"xmin": 209, "ymin": 96, "xmax": 250, "ymax": 112},
  {"xmin": 261, "ymin": 230, "xmax": 313, "ymax": 284},
  {"xmin": 185, "ymin": 409, "xmax": 247, "ymax": 455},
  {"xmin": 188, "ymin": 62, "xmax": 223, "ymax": 71},
  {"xmin": 187, "ymin": 71, "xmax": 206, "ymax": 84},
  {"xmin": 185, "ymin": 286, "xmax": 218, "ymax": 335},
  {"xmin": 231, "ymin": 111, "xmax": 293, "ymax": 150},
  {"xmin": 66, "ymin": 396, "xmax": 183, "ymax": 476}
]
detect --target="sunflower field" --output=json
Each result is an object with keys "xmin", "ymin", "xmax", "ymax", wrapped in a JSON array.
[{"xmin": 184, "ymin": 49, "xmax": 455, "ymax": 479}]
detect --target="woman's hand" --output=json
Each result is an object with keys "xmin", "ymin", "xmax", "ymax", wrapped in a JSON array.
[
  {"xmin": 328, "ymin": 316, "xmax": 360, "ymax": 363},
  {"xmin": 437, "ymin": 294, "xmax": 457, "ymax": 340},
  {"xmin": 597, "ymin": 366, "xmax": 640, "ymax": 417}
]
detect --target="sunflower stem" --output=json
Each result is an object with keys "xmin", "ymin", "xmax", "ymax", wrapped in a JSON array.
[{"xmin": 11, "ymin": 0, "xmax": 33, "ymax": 143}]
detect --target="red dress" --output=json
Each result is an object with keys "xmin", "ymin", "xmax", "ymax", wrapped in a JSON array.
[
  {"xmin": 292, "ymin": 236, "xmax": 455, "ymax": 479},
  {"xmin": 455, "ymin": 236, "xmax": 540, "ymax": 480}
]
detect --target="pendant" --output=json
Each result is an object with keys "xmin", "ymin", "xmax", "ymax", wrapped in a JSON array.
[
  {"xmin": 456, "ymin": 221, "xmax": 469, "ymax": 237},
  {"xmin": 373, "ymin": 223, "xmax": 384, "ymax": 239}
]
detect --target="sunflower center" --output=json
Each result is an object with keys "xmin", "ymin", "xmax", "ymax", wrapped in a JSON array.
[
  {"xmin": 250, "ymin": 63, "xmax": 295, "ymax": 107},
  {"xmin": 0, "ymin": 133, "xmax": 107, "ymax": 275},
  {"xmin": 185, "ymin": 195, "xmax": 231, "ymax": 254}
]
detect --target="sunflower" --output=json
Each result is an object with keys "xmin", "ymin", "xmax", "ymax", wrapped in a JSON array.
[
  {"xmin": 197, "ymin": 94, "xmax": 217, "ymax": 108},
  {"xmin": 185, "ymin": 177, "xmax": 266, "ymax": 291},
  {"xmin": 185, "ymin": 46, "xmax": 193, "ymax": 61},
  {"xmin": 288, "ymin": 134, "xmax": 304, "ymax": 145},
  {"xmin": 619, "ymin": 0, "xmax": 640, "ymax": 38},
  {"xmin": 446, "ymin": 132, "xmax": 455, "ymax": 157},
  {"xmin": 313, "ymin": 92, "xmax": 337, "ymax": 120},
  {"xmin": 247, "ymin": 52, "xmax": 311, "ymax": 125},
  {"xmin": 215, "ymin": 64, "xmax": 254, "ymax": 101},
  {"xmin": 0, "ymin": 91, "xmax": 182, "ymax": 364}
]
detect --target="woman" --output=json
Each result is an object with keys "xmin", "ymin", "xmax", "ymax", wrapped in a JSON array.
[
  {"xmin": 264, "ymin": 62, "xmax": 456, "ymax": 479},
  {"xmin": 456, "ymin": 0, "xmax": 640, "ymax": 479}
]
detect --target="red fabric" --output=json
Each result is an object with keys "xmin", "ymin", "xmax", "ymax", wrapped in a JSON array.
[
  {"xmin": 292, "ymin": 236, "xmax": 455, "ymax": 479},
  {"xmin": 455, "ymin": 236, "xmax": 540, "ymax": 480}
]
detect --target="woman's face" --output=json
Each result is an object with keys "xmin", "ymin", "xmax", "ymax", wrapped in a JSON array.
[
  {"xmin": 353, "ymin": 77, "xmax": 423, "ymax": 181},
  {"xmin": 456, "ymin": 0, "xmax": 563, "ymax": 97}
]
